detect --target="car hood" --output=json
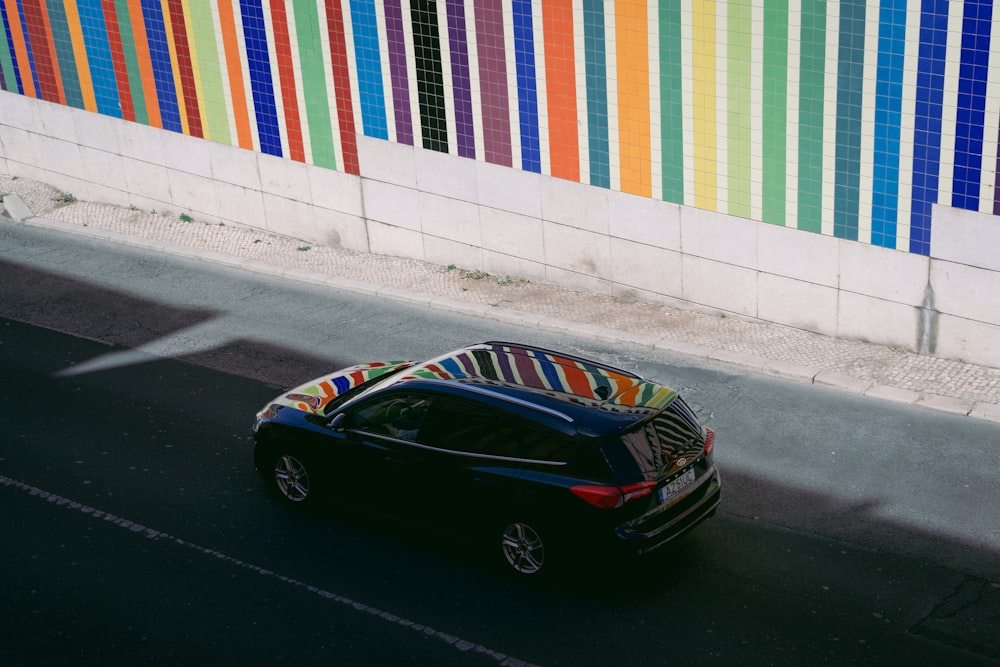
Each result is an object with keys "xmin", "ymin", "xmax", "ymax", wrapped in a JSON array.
[{"xmin": 269, "ymin": 360, "xmax": 414, "ymax": 414}]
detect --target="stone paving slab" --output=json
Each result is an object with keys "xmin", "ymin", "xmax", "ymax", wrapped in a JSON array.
[{"xmin": 2, "ymin": 174, "xmax": 999, "ymax": 423}]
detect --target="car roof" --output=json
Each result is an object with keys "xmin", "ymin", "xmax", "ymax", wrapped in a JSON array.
[{"xmin": 378, "ymin": 341, "xmax": 680, "ymax": 434}]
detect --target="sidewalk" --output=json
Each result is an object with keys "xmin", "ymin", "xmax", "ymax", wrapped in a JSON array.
[{"xmin": 3, "ymin": 174, "xmax": 999, "ymax": 423}]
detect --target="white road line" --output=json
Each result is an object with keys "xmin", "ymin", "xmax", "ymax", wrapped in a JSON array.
[{"xmin": 1, "ymin": 473, "xmax": 538, "ymax": 667}]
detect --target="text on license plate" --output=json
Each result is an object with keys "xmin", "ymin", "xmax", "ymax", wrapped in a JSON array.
[{"xmin": 659, "ymin": 467, "xmax": 696, "ymax": 503}]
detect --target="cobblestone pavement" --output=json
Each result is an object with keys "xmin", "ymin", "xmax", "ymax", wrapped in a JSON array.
[{"xmin": 3, "ymin": 174, "xmax": 999, "ymax": 422}]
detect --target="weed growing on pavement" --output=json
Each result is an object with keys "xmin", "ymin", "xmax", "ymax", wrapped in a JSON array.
[
  {"xmin": 54, "ymin": 192, "xmax": 76, "ymax": 204},
  {"xmin": 460, "ymin": 269, "xmax": 490, "ymax": 280},
  {"xmin": 447, "ymin": 264, "xmax": 456, "ymax": 271},
  {"xmin": 297, "ymin": 245, "xmax": 312, "ymax": 251},
  {"xmin": 179, "ymin": 213, "xmax": 193, "ymax": 222},
  {"xmin": 496, "ymin": 275, "xmax": 529, "ymax": 287}
]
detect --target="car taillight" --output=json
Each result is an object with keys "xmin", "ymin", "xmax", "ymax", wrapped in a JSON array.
[
  {"xmin": 703, "ymin": 427, "xmax": 715, "ymax": 454},
  {"xmin": 571, "ymin": 481, "xmax": 656, "ymax": 509}
]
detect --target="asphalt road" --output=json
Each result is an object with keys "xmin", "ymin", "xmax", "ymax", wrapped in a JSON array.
[{"xmin": 2, "ymin": 222, "xmax": 999, "ymax": 665}]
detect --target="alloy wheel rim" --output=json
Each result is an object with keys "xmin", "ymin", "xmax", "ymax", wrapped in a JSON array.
[
  {"xmin": 274, "ymin": 455, "xmax": 310, "ymax": 502},
  {"xmin": 502, "ymin": 522, "xmax": 545, "ymax": 574}
]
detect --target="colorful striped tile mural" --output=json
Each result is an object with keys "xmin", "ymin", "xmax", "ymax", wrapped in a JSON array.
[{"xmin": 1, "ymin": 1, "xmax": 998, "ymax": 255}]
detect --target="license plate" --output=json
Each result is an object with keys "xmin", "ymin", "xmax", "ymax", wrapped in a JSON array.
[{"xmin": 659, "ymin": 467, "xmax": 696, "ymax": 503}]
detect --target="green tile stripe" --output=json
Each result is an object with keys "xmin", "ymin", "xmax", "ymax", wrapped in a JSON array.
[
  {"xmin": 761, "ymin": 0, "xmax": 788, "ymax": 225},
  {"xmin": 43, "ymin": 1, "xmax": 84, "ymax": 109},
  {"xmin": 726, "ymin": 0, "xmax": 752, "ymax": 217},
  {"xmin": 111, "ymin": 0, "xmax": 148, "ymax": 125},
  {"xmin": 833, "ymin": 0, "xmax": 867, "ymax": 241},
  {"xmin": 292, "ymin": 1, "xmax": 336, "ymax": 169},
  {"xmin": 658, "ymin": 0, "xmax": 684, "ymax": 204},
  {"xmin": 797, "ymin": 0, "xmax": 826, "ymax": 233},
  {"xmin": 0, "ymin": 14, "xmax": 16, "ymax": 93},
  {"xmin": 187, "ymin": 1, "xmax": 230, "ymax": 145}
]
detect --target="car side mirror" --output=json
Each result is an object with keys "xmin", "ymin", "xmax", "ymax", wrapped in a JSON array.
[{"xmin": 328, "ymin": 413, "xmax": 347, "ymax": 431}]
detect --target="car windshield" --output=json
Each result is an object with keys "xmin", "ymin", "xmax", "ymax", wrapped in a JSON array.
[{"xmin": 322, "ymin": 367, "xmax": 409, "ymax": 415}]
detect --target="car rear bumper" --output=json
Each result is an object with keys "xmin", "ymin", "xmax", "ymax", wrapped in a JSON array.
[{"xmin": 614, "ymin": 469, "xmax": 721, "ymax": 554}]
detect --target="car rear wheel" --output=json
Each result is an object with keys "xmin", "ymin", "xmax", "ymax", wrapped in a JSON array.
[
  {"xmin": 273, "ymin": 453, "xmax": 313, "ymax": 504},
  {"xmin": 501, "ymin": 521, "xmax": 547, "ymax": 575}
]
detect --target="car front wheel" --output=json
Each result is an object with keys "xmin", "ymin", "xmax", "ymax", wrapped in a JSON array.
[
  {"xmin": 273, "ymin": 453, "xmax": 313, "ymax": 504},
  {"xmin": 501, "ymin": 521, "xmax": 547, "ymax": 575}
]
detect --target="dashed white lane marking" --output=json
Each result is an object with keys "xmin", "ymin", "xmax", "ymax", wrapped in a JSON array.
[{"xmin": 1, "ymin": 473, "xmax": 538, "ymax": 667}]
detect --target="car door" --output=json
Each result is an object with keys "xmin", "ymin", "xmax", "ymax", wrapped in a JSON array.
[
  {"xmin": 411, "ymin": 398, "xmax": 526, "ymax": 526},
  {"xmin": 335, "ymin": 391, "xmax": 434, "ymax": 516}
]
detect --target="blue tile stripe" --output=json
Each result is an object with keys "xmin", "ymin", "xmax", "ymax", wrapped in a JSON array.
[
  {"xmin": 77, "ymin": 0, "xmax": 122, "ymax": 118},
  {"xmin": 350, "ymin": 0, "xmax": 389, "ymax": 140},
  {"xmin": 240, "ymin": 0, "xmax": 282, "ymax": 156},
  {"xmin": 870, "ymin": 0, "xmax": 907, "ymax": 248},
  {"xmin": 140, "ymin": 0, "xmax": 182, "ymax": 133},
  {"xmin": 512, "ymin": 0, "xmax": 540, "ymax": 173},
  {"xmin": 908, "ymin": 0, "xmax": 949, "ymax": 256},
  {"xmin": 950, "ymin": 0, "xmax": 993, "ymax": 211}
]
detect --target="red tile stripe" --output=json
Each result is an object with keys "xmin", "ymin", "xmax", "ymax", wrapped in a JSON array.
[
  {"xmin": 324, "ymin": 0, "xmax": 359, "ymax": 174},
  {"xmin": 268, "ymin": 0, "xmax": 305, "ymax": 162},
  {"xmin": 100, "ymin": 0, "xmax": 134, "ymax": 122},
  {"xmin": 165, "ymin": 0, "xmax": 203, "ymax": 138},
  {"xmin": 20, "ymin": 1, "xmax": 60, "ymax": 102}
]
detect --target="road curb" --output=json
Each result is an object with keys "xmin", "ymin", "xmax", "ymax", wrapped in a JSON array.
[{"xmin": 6, "ymin": 213, "xmax": 1000, "ymax": 425}]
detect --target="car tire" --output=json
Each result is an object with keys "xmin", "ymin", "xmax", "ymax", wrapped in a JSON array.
[
  {"xmin": 271, "ymin": 450, "xmax": 317, "ymax": 506},
  {"xmin": 500, "ymin": 521, "xmax": 549, "ymax": 575}
]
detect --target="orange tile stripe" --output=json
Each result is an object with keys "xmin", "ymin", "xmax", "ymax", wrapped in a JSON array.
[
  {"xmin": 216, "ymin": 0, "xmax": 253, "ymax": 149},
  {"xmin": 541, "ymin": 0, "xmax": 579, "ymax": 181},
  {"xmin": 62, "ymin": 0, "xmax": 96, "ymax": 112},
  {"xmin": 615, "ymin": 0, "xmax": 652, "ymax": 197}
]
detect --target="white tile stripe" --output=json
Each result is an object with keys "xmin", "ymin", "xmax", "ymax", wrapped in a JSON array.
[
  {"xmin": 786, "ymin": 0, "xmax": 802, "ymax": 229},
  {"xmin": 896, "ymin": 2, "xmax": 923, "ymax": 250},
  {"xmin": 714, "ymin": 0, "xmax": 728, "ymax": 213},
  {"xmin": 937, "ymin": 0, "xmax": 965, "ymax": 208},
  {"xmin": 820, "ymin": 0, "xmax": 840, "ymax": 237},
  {"xmin": 680, "ymin": 1, "xmax": 694, "ymax": 208},
  {"xmin": 648, "ymin": 2, "xmax": 662, "ymax": 202},
  {"xmin": 572, "ymin": 0, "xmax": 591, "ymax": 184},
  {"xmin": 858, "ymin": 0, "xmax": 881, "ymax": 244},
  {"xmin": 531, "ymin": 0, "xmax": 550, "ymax": 177},
  {"xmin": 604, "ymin": 2, "xmax": 620, "ymax": 192}
]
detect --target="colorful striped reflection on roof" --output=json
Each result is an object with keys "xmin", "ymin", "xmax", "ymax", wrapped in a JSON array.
[
  {"xmin": 403, "ymin": 344, "xmax": 678, "ymax": 411},
  {"xmin": 282, "ymin": 360, "xmax": 413, "ymax": 414}
]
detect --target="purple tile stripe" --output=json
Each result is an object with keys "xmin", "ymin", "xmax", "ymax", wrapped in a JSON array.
[
  {"xmin": 473, "ymin": 0, "xmax": 512, "ymax": 166},
  {"xmin": 384, "ymin": 0, "xmax": 413, "ymax": 146},
  {"xmin": 446, "ymin": 0, "xmax": 475, "ymax": 159}
]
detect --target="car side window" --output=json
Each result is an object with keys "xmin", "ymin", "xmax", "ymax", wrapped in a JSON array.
[
  {"xmin": 417, "ymin": 399, "xmax": 500, "ymax": 454},
  {"xmin": 348, "ymin": 394, "xmax": 430, "ymax": 441},
  {"xmin": 498, "ymin": 421, "xmax": 573, "ymax": 463}
]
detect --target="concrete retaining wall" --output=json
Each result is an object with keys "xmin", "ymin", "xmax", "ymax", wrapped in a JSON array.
[{"xmin": 2, "ymin": 93, "xmax": 997, "ymax": 369}]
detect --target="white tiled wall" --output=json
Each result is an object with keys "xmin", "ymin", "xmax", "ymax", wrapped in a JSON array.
[{"xmin": 3, "ymin": 91, "xmax": 999, "ymax": 369}]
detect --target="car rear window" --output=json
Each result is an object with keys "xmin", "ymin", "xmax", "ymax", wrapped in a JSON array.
[{"xmin": 604, "ymin": 398, "xmax": 704, "ymax": 478}]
